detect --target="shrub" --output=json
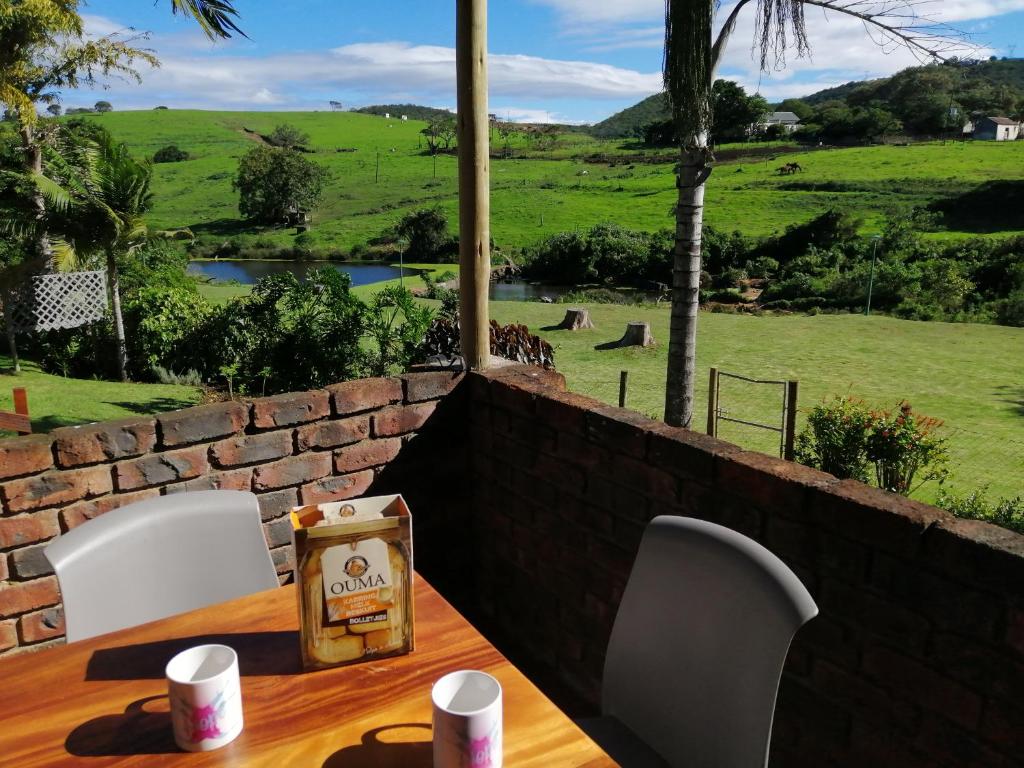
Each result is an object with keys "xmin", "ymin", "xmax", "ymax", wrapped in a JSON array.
[
  {"xmin": 234, "ymin": 145, "xmax": 327, "ymax": 224},
  {"xmin": 153, "ymin": 145, "xmax": 189, "ymax": 163},
  {"xmin": 936, "ymin": 487, "xmax": 1024, "ymax": 535},
  {"xmin": 363, "ymin": 286, "xmax": 434, "ymax": 376},
  {"xmin": 866, "ymin": 402, "xmax": 948, "ymax": 495},
  {"xmin": 396, "ymin": 208, "xmax": 456, "ymax": 262},
  {"xmin": 707, "ymin": 288, "xmax": 744, "ymax": 304},
  {"xmin": 123, "ymin": 286, "xmax": 212, "ymax": 378},
  {"xmin": 994, "ymin": 291, "xmax": 1024, "ymax": 327},
  {"xmin": 794, "ymin": 397, "xmax": 874, "ymax": 482}
]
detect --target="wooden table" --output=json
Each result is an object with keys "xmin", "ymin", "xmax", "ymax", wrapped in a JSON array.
[{"xmin": 0, "ymin": 577, "xmax": 616, "ymax": 767}]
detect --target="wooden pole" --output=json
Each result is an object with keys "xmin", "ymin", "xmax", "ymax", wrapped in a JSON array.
[
  {"xmin": 456, "ymin": 0, "xmax": 491, "ymax": 370},
  {"xmin": 618, "ymin": 370, "xmax": 628, "ymax": 408},
  {"xmin": 784, "ymin": 379, "xmax": 799, "ymax": 461},
  {"xmin": 706, "ymin": 367, "xmax": 719, "ymax": 436}
]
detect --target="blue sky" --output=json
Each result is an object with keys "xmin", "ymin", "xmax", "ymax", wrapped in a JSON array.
[{"xmin": 70, "ymin": 0, "xmax": 1024, "ymax": 123}]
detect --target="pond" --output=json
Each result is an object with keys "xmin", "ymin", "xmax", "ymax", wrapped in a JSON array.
[
  {"xmin": 186, "ymin": 260, "xmax": 415, "ymax": 287},
  {"xmin": 188, "ymin": 259, "xmax": 572, "ymax": 301}
]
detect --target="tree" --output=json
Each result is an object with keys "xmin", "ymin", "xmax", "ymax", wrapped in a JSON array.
[
  {"xmin": 776, "ymin": 98, "xmax": 814, "ymax": 121},
  {"xmin": 711, "ymin": 79, "xmax": 769, "ymax": 142},
  {"xmin": 395, "ymin": 208, "xmax": 453, "ymax": 261},
  {"xmin": 661, "ymin": 0, "xmax": 966, "ymax": 427},
  {"xmin": 234, "ymin": 145, "xmax": 327, "ymax": 224},
  {"xmin": 94, "ymin": 100, "xmax": 112, "ymax": 112},
  {"xmin": 268, "ymin": 123, "xmax": 309, "ymax": 150},
  {"xmin": 46, "ymin": 104, "xmax": 62, "ymax": 117},
  {"xmin": 153, "ymin": 144, "xmax": 189, "ymax": 163}
]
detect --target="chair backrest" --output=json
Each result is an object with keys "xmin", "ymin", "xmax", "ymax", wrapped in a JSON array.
[
  {"xmin": 45, "ymin": 490, "xmax": 280, "ymax": 642},
  {"xmin": 601, "ymin": 516, "xmax": 818, "ymax": 768}
]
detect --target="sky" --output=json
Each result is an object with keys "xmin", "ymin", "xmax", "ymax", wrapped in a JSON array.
[{"xmin": 67, "ymin": 0, "xmax": 1024, "ymax": 123}]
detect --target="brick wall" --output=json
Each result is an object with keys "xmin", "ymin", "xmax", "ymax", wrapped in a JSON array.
[
  {"xmin": 467, "ymin": 367, "xmax": 1024, "ymax": 768},
  {"xmin": 0, "ymin": 371, "xmax": 464, "ymax": 655}
]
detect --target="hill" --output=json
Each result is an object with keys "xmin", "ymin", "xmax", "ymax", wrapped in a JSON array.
[
  {"xmin": 355, "ymin": 104, "xmax": 453, "ymax": 122},
  {"xmin": 589, "ymin": 92, "xmax": 666, "ymax": 138}
]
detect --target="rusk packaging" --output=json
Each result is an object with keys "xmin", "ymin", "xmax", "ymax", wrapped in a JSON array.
[{"xmin": 291, "ymin": 495, "xmax": 414, "ymax": 671}]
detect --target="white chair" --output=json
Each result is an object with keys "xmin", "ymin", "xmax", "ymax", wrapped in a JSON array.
[
  {"xmin": 45, "ymin": 490, "xmax": 279, "ymax": 642},
  {"xmin": 579, "ymin": 515, "xmax": 818, "ymax": 768}
]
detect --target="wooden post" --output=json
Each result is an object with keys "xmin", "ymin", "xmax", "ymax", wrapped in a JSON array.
[
  {"xmin": 619, "ymin": 370, "xmax": 628, "ymax": 408},
  {"xmin": 706, "ymin": 367, "xmax": 719, "ymax": 436},
  {"xmin": 784, "ymin": 379, "xmax": 799, "ymax": 461},
  {"xmin": 0, "ymin": 387, "xmax": 31, "ymax": 434},
  {"xmin": 456, "ymin": 0, "xmax": 491, "ymax": 370}
]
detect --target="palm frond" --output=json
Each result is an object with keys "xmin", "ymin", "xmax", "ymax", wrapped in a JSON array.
[
  {"xmin": 32, "ymin": 173, "xmax": 74, "ymax": 213},
  {"xmin": 49, "ymin": 238, "xmax": 81, "ymax": 272},
  {"xmin": 170, "ymin": 0, "xmax": 246, "ymax": 39}
]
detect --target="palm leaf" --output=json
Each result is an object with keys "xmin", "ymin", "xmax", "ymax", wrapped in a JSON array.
[{"xmin": 170, "ymin": 0, "xmax": 246, "ymax": 39}]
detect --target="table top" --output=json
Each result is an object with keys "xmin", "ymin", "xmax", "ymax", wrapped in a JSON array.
[{"xmin": 0, "ymin": 577, "xmax": 616, "ymax": 767}]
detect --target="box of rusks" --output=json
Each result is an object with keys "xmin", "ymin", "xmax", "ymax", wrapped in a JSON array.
[{"xmin": 291, "ymin": 495, "xmax": 414, "ymax": 671}]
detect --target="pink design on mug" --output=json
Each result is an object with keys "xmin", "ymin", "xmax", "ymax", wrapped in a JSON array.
[
  {"xmin": 189, "ymin": 702, "xmax": 224, "ymax": 742},
  {"xmin": 468, "ymin": 735, "xmax": 493, "ymax": 767}
]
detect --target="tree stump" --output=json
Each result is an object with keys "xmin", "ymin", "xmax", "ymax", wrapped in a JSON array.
[
  {"xmin": 557, "ymin": 307, "xmax": 594, "ymax": 330},
  {"xmin": 617, "ymin": 321, "xmax": 654, "ymax": 347}
]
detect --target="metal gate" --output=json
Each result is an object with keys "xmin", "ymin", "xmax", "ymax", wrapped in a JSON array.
[{"xmin": 706, "ymin": 368, "xmax": 799, "ymax": 460}]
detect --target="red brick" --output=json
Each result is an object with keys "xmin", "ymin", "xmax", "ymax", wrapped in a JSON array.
[
  {"xmin": 924, "ymin": 516, "xmax": 1024, "ymax": 594},
  {"xmin": 270, "ymin": 544, "xmax": 295, "ymax": 577},
  {"xmin": 647, "ymin": 422, "xmax": 741, "ymax": 482},
  {"xmin": 0, "ymin": 435, "xmax": 53, "ymax": 480},
  {"xmin": 163, "ymin": 468, "xmax": 253, "ymax": 494},
  {"xmin": 295, "ymin": 415, "xmax": 369, "ymax": 451},
  {"xmin": 158, "ymin": 401, "xmax": 248, "ymax": 447},
  {"xmin": 334, "ymin": 438, "xmax": 402, "ymax": 473},
  {"xmin": 0, "ymin": 554, "xmax": 8, "ymax": 581},
  {"xmin": 535, "ymin": 390, "xmax": 595, "ymax": 437},
  {"xmin": 115, "ymin": 445, "xmax": 209, "ymax": 491},
  {"xmin": 251, "ymin": 391, "xmax": 329, "ymax": 428},
  {"xmin": 862, "ymin": 644, "xmax": 982, "ymax": 729},
  {"xmin": 1009, "ymin": 606, "xmax": 1024, "ymax": 657},
  {"xmin": 210, "ymin": 431, "xmax": 292, "ymax": 467},
  {"xmin": 373, "ymin": 402, "xmax": 436, "ymax": 437},
  {"xmin": 256, "ymin": 488, "xmax": 299, "ymax": 521},
  {"xmin": 717, "ymin": 450, "xmax": 837, "ymax": 518},
  {"xmin": 17, "ymin": 606, "xmax": 63, "ymax": 643},
  {"xmin": 0, "ymin": 510, "xmax": 59, "ymax": 550},
  {"xmin": 819, "ymin": 579, "xmax": 930, "ymax": 649},
  {"xmin": 0, "ymin": 576, "xmax": 59, "ymax": 618},
  {"xmin": 300, "ymin": 470, "xmax": 374, "ymax": 505},
  {"xmin": 52, "ymin": 418, "xmax": 156, "ymax": 468},
  {"xmin": 2, "ymin": 466, "xmax": 113, "ymax": 513},
  {"xmin": 812, "ymin": 659, "xmax": 919, "ymax": 729},
  {"xmin": 0, "ymin": 620, "xmax": 15, "ymax": 652},
  {"xmin": 252, "ymin": 453, "xmax": 331, "ymax": 491},
  {"xmin": 807, "ymin": 479, "xmax": 951, "ymax": 557},
  {"xmin": 59, "ymin": 489, "xmax": 161, "ymax": 530},
  {"xmin": 327, "ymin": 377, "xmax": 402, "ymax": 416},
  {"xmin": 403, "ymin": 371, "xmax": 464, "ymax": 402},
  {"xmin": 585, "ymin": 405, "xmax": 654, "ymax": 459}
]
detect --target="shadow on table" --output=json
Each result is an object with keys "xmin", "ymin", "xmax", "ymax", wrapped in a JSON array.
[
  {"xmin": 85, "ymin": 631, "xmax": 300, "ymax": 680},
  {"xmin": 66, "ymin": 695, "xmax": 178, "ymax": 756},
  {"xmin": 322, "ymin": 724, "xmax": 432, "ymax": 767}
]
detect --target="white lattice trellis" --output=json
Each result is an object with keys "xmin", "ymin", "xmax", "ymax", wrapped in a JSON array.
[{"xmin": 6, "ymin": 270, "xmax": 109, "ymax": 332}]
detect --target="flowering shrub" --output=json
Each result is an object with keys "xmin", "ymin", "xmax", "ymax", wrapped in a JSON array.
[
  {"xmin": 794, "ymin": 397, "xmax": 874, "ymax": 482},
  {"xmin": 795, "ymin": 398, "xmax": 947, "ymax": 496},
  {"xmin": 866, "ymin": 403, "xmax": 948, "ymax": 495}
]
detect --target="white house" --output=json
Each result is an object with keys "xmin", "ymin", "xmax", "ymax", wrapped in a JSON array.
[
  {"xmin": 973, "ymin": 116, "xmax": 1020, "ymax": 141},
  {"xmin": 762, "ymin": 111, "xmax": 802, "ymax": 133}
]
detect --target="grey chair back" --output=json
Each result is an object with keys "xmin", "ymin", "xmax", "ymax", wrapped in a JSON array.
[
  {"xmin": 602, "ymin": 516, "xmax": 818, "ymax": 768},
  {"xmin": 45, "ymin": 490, "xmax": 279, "ymax": 642}
]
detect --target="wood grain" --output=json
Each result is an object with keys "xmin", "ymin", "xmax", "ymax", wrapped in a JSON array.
[{"xmin": 0, "ymin": 577, "xmax": 616, "ymax": 767}]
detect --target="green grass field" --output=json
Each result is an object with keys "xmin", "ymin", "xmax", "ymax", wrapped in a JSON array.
[
  {"xmin": 78, "ymin": 110, "xmax": 1024, "ymax": 253},
  {"xmin": 0, "ymin": 356, "xmax": 201, "ymax": 435},
  {"xmin": 489, "ymin": 303, "xmax": 1024, "ymax": 503}
]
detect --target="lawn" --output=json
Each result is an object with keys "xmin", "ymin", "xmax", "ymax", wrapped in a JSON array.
[
  {"xmin": 0, "ymin": 356, "xmax": 202, "ymax": 436},
  {"xmin": 489, "ymin": 303, "xmax": 1024, "ymax": 503},
  {"xmin": 76, "ymin": 111, "xmax": 1024, "ymax": 255}
]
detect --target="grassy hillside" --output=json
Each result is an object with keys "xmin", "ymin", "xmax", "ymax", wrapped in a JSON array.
[
  {"xmin": 76, "ymin": 110, "xmax": 1024, "ymax": 254},
  {"xmin": 589, "ymin": 93, "xmax": 667, "ymax": 138}
]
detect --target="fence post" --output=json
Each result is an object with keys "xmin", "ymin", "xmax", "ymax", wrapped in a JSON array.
[
  {"xmin": 707, "ymin": 367, "xmax": 719, "ymax": 437},
  {"xmin": 784, "ymin": 379, "xmax": 799, "ymax": 461},
  {"xmin": 618, "ymin": 370, "xmax": 628, "ymax": 408}
]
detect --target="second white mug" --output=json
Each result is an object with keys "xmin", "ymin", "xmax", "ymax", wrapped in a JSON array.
[
  {"xmin": 166, "ymin": 644, "xmax": 243, "ymax": 752},
  {"xmin": 432, "ymin": 669, "xmax": 503, "ymax": 768}
]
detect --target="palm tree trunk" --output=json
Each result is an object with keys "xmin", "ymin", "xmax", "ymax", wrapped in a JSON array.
[
  {"xmin": 664, "ymin": 137, "xmax": 711, "ymax": 427},
  {"xmin": 17, "ymin": 122, "xmax": 53, "ymax": 268},
  {"xmin": 107, "ymin": 249, "xmax": 128, "ymax": 382}
]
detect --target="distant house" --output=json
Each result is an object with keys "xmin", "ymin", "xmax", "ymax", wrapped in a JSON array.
[
  {"xmin": 973, "ymin": 116, "xmax": 1020, "ymax": 141},
  {"xmin": 762, "ymin": 111, "xmax": 802, "ymax": 133}
]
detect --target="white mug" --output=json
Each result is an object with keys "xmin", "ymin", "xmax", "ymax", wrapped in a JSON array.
[
  {"xmin": 432, "ymin": 670, "xmax": 503, "ymax": 768},
  {"xmin": 165, "ymin": 644, "xmax": 243, "ymax": 752}
]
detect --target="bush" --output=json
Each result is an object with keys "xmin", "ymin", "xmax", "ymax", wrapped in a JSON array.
[
  {"xmin": 123, "ymin": 286, "xmax": 212, "ymax": 379},
  {"xmin": 234, "ymin": 145, "xmax": 327, "ymax": 225},
  {"xmin": 395, "ymin": 208, "xmax": 456, "ymax": 262},
  {"xmin": 994, "ymin": 291, "xmax": 1024, "ymax": 327},
  {"xmin": 524, "ymin": 224, "xmax": 671, "ymax": 286},
  {"xmin": 707, "ymin": 288, "xmax": 744, "ymax": 304},
  {"xmin": 936, "ymin": 487, "xmax": 1024, "ymax": 535},
  {"xmin": 153, "ymin": 145, "xmax": 189, "ymax": 163},
  {"xmin": 794, "ymin": 397, "xmax": 874, "ymax": 482},
  {"xmin": 363, "ymin": 286, "xmax": 434, "ymax": 376}
]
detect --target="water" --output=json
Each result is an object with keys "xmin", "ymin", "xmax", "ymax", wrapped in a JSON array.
[
  {"xmin": 188, "ymin": 259, "xmax": 572, "ymax": 301},
  {"xmin": 186, "ymin": 260, "xmax": 416, "ymax": 286}
]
